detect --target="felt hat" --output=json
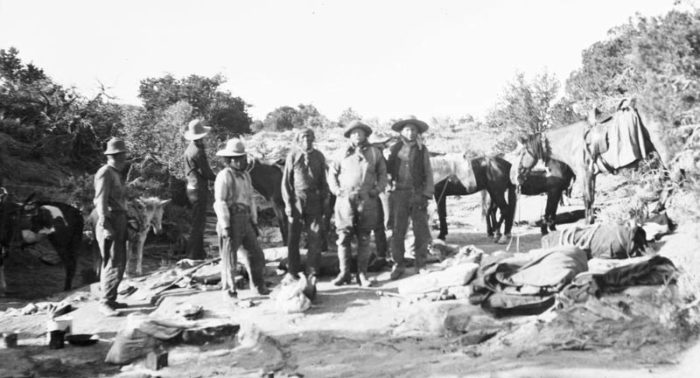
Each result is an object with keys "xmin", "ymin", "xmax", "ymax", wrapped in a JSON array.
[
  {"xmin": 391, "ymin": 119, "xmax": 429, "ymax": 133},
  {"xmin": 103, "ymin": 138, "xmax": 128, "ymax": 155},
  {"xmin": 216, "ymin": 138, "xmax": 247, "ymax": 157},
  {"xmin": 184, "ymin": 119, "xmax": 212, "ymax": 140},
  {"xmin": 343, "ymin": 120, "xmax": 373, "ymax": 138}
]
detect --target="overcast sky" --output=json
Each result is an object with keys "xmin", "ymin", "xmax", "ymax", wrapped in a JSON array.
[{"xmin": 0, "ymin": 0, "xmax": 678, "ymax": 122}]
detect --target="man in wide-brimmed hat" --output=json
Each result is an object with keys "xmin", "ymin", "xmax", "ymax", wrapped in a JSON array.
[
  {"xmin": 183, "ymin": 119, "xmax": 217, "ymax": 259},
  {"xmin": 94, "ymin": 137, "xmax": 130, "ymax": 316},
  {"xmin": 213, "ymin": 137, "xmax": 269, "ymax": 297},
  {"xmin": 281, "ymin": 128, "xmax": 330, "ymax": 281},
  {"xmin": 327, "ymin": 120, "xmax": 387, "ymax": 287},
  {"xmin": 386, "ymin": 118, "xmax": 434, "ymax": 280}
]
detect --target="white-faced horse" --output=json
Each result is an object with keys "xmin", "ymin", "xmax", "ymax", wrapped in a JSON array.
[{"xmin": 89, "ymin": 197, "xmax": 170, "ymax": 277}]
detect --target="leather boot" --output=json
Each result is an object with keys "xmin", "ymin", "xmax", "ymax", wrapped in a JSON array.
[
  {"xmin": 332, "ymin": 243, "xmax": 352, "ymax": 286},
  {"xmin": 414, "ymin": 252, "xmax": 427, "ymax": 275},
  {"xmin": 389, "ymin": 264, "xmax": 405, "ymax": 280},
  {"xmin": 357, "ymin": 272, "xmax": 375, "ymax": 287}
]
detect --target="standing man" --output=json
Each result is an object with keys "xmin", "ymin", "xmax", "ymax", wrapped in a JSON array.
[
  {"xmin": 213, "ymin": 137, "xmax": 269, "ymax": 297},
  {"xmin": 328, "ymin": 120, "xmax": 387, "ymax": 287},
  {"xmin": 282, "ymin": 128, "xmax": 329, "ymax": 279},
  {"xmin": 387, "ymin": 119, "xmax": 434, "ymax": 280},
  {"xmin": 183, "ymin": 119, "xmax": 217, "ymax": 260},
  {"xmin": 94, "ymin": 138, "xmax": 130, "ymax": 316}
]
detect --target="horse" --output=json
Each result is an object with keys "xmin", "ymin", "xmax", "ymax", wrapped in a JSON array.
[
  {"xmin": 432, "ymin": 154, "xmax": 516, "ymax": 242},
  {"xmin": 0, "ymin": 193, "xmax": 83, "ymax": 294},
  {"xmin": 515, "ymin": 104, "xmax": 659, "ymax": 223},
  {"xmin": 88, "ymin": 196, "xmax": 170, "ymax": 277},
  {"xmin": 246, "ymin": 157, "xmax": 289, "ymax": 245},
  {"xmin": 484, "ymin": 158, "xmax": 576, "ymax": 235}
]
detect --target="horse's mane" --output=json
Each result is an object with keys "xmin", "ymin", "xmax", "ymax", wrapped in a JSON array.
[{"xmin": 522, "ymin": 133, "xmax": 551, "ymax": 162}]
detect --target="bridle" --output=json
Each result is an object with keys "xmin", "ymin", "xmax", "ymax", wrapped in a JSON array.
[{"xmin": 517, "ymin": 133, "xmax": 550, "ymax": 180}]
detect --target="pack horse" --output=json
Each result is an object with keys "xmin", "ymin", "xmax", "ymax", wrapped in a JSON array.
[{"xmin": 0, "ymin": 193, "xmax": 84, "ymax": 295}]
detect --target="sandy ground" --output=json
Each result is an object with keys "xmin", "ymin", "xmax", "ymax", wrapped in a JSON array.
[{"xmin": 1, "ymin": 187, "xmax": 699, "ymax": 377}]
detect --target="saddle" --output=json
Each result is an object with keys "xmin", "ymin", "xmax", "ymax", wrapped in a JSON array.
[{"xmin": 584, "ymin": 116, "xmax": 615, "ymax": 174}]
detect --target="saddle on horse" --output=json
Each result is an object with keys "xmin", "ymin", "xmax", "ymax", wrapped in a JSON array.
[{"xmin": 584, "ymin": 104, "xmax": 652, "ymax": 174}]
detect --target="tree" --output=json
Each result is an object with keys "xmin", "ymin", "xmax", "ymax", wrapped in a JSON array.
[
  {"xmin": 263, "ymin": 106, "xmax": 299, "ymax": 131},
  {"xmin": 485, "ymin": 71, "xmax": 562, "ymax": 151},
  {"xmin": 0, "ymin": 47, "xmax": 123, "ymax": 170},
  {"xmin": 565, "ymin": 9, "xmax": 700, "ymax": 152},
  {"xmin": 138, "ymin": 73, "xmax": 252, "ymax": 137},
  {"xmin": 338, "ymin": 107, "xmax": 362, "ymax": 126},
  {"xmin": 296, "ymin": 103, "xmax": 331, "ymax": 128}
]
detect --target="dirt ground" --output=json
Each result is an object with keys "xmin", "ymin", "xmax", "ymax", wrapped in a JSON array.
[{"xmin": 1, "ymin": 184, "xmax": 699, "ymax": 377}]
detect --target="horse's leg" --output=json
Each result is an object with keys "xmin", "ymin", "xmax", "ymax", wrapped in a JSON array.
[
  {"xmin": 503, "ymin": 186, "xmax": 516, "ymax": 238},
  {"xmin": 58, "ymin": 246, "xmax": 76, "ymax": 291},
  {"xmin": 125, "ymin": 238, "xmax": 134, "ymax": 277},
  {"xmin": 272, "ymin": 203, "xmax": 288, "ymax": 246},
  {"xmin": 481, "ymin": 190, "xmax": 494, "ymax": 237},
  {"xmin": 435, "ymin": 181, "xmax": 448, "ymax": 240},
  {"xmin": 543, "ymin": 189, "xmax": 562, "ymax": 235},
  {"xmin": 0, "ymin": 262, "xmax": 6, "ymax": 296},
  {"xmin": 489, "ymin": 189, "xmax": 511, "ymax": 243},
  {"xmin": 136, "ymin": 232, "xmax": 148, "ymax": 276},
  {"xmin": 583, "ymin": 169, "xmax": 597, "ymax": 224}
]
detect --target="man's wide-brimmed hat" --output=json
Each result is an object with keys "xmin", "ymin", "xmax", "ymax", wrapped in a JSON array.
[
  {"xmin": 184, "ymin": 119, "xmax": 212, "ymax": 140},
  {"xmin": 216, "ymin": 138, "xmax": 247, "ymax": 157},
  {"xmin": 343, "ymin": 120, "xmax": 373, "ymax": 138},
  {"xmin": 391, "ymin": 119, "xmax": 429, "ymax": 133},
  {"xmin": 103, "ymin": 138, "xmax": 128, "ymax": 155}
]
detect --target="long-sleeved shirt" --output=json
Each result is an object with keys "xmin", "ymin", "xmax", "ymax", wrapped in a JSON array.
[
  {"xmin": 93, "ymin": 163, "xmax": 128, "ymax": 225},
  {"xmin": 328, "ymin": 142, "xmax": 387, "ymax": 197},
  {"xmin": 184, "ymin": 142, "xmax": 216, "ymax": 190},
  {"xmin": 281, "ymin": 148, "xmax": 329, "ymax": 207},
  {"xmin": 213, "ymin": 167, "xmax": 258, "ymax": 230}
]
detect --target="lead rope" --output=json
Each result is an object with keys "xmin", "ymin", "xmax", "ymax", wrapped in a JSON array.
[{"xmin": 436, "ymin": 176, "xmax": 451, "ymax": 207}]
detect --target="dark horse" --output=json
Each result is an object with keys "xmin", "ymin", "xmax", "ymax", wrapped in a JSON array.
[
  {"xmin": 247, "ymin": 157, "xmax": 289, "ymax": 245},
  {"xmin": 484, "ymin": 158, "xmax": 576, "ymax": 235},
  {"xmin": 433, "ymin": 155, "xmax": 516, "ymax": 241},
  {"xmin": 515, "ymin": 103, "xmax": 659, "ymax": 223},
  {"xmin": 0, "ymin": 195, "xmax": 83, "ymax": 293}
]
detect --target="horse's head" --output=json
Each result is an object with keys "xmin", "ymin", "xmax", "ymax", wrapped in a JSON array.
[
  {"xmin": 515, "ymin": 133, "xmax": 549, "ymax": 184},
  {"xmin": 136, "ymin": 197, "xmax": 171, "ymax": 235}
]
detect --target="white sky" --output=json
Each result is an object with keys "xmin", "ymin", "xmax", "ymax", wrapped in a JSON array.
[{"xmin": 0, "ymin": 0, "xmax": 677, "ymax": 122}]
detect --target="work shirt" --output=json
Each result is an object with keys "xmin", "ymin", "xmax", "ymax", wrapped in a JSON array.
[
  {"xmin": 328, "ymin": 142, "xmax": 387, "ymax": 197},
  {"xmin": 94, "ymin": 163, "xmax": 128, "ymax": 224},
  {"xmin": 184, "ymin": 142, "xmax": 216, "ymax": 191},
  {"xmin": 213, "ymin": 167, "xmax": 258, "ymax": 230},
  {"xmin": 282, "ymin": 148, "xmax": 329, "ymax": 206},
  {"xmin": 387, "ymin": 140, "xmax": 434, "ymax": 198}
]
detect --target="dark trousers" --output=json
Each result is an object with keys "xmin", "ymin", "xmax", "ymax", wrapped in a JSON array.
[
  {"xmin": 335, "ymin": 194, "xmax": 379, "ymax": 275},
  {"xmin": 187, "ymin": 188, "xmax": 209, "ymax": 259},
  {"xmin": 97, "ymin": 212, "xmax": 127, "ymax": 304},
  {"xmin": 390, "ymin": 190, "xmax": 431, "ymax": 267},
  {"xmin": 287, "ymin": 208, "xmax": 324, "ymax": 277},
  {"xmin": 218, "ymin": 212, "xmax": 266, "ymax": 292}
]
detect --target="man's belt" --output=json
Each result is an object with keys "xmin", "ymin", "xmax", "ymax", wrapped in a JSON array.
[{"xmin": 230, "ymin": 203, "xmax": 251, "ymax": 214}]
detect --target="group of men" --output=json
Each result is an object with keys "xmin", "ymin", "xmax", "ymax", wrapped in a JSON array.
[
  {"xmin": 280, "ymin": 118, "xmax": 436, "ymax": 287},
  {"xmin": 93, "ymin": 117, "xmax": 435, "ymax": 314}
]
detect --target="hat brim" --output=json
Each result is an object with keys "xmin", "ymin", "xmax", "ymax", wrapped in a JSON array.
[
  {"xmin": 216, "ymin": 150, "xmax": 247, "ymax": 157},
  {"xmin": 103, "ymin": 149, "xmax": 127, "ymax": 155},
  {"xmin": 184, "ymin": 126, "xmax": 212, "ymax": 140},
  {"xmin": 343, "ymin": 124, "xmax": 373, "ymax": 138},
  {"xmin": 391, "ymin": 119, "xmax": 429, "ymax": 133}
]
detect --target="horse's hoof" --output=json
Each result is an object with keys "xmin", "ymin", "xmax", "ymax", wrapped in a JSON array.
[{"xmin": 437, "ymin": 235, "xmax": 446, "ymax": 241}]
